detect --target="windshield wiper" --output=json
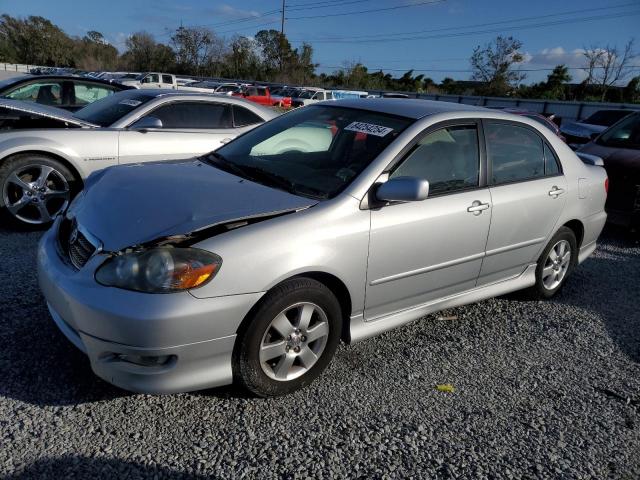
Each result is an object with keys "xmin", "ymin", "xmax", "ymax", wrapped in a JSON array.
[{"xmin": 203, "ymin": 152, "xmax": 257, "ymax": 181}]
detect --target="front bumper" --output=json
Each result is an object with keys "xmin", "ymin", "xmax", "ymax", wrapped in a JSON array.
[{"xmin": 37, "ymin": 221, "xmax": 264, "ymax": 393}]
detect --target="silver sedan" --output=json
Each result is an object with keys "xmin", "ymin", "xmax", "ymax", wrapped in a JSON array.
[
  {"xmin": 0, "ymin": 90, "xmax": 277, "ymax": 226},
  {"xmin": 38, "ymin": 99, "xmax": 608, "ymax": 397}
]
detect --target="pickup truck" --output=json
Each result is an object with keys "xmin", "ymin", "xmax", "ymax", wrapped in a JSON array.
[
  {"xmin": 234, "ymin": 85, "xmax": 291, "ymax": 108},
  {"xmin": 118, "ymin": 72, "xmax": 177, "ymax": 89}
]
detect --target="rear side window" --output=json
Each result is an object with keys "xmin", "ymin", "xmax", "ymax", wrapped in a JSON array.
[
  {"xmin": 544, "ymin": 144, "xmax": 561, "ymax": 175},
  {"xmin": 151, "ymin": 102, "xmax": 232, "ymax": 129},
  {"xmin": 5, "ymin": 81, "xmax": 63, "ymax": 106},
  {"xmin": 391, "ymin": 125, "xmax": 480, "ymax": 195},
  {"xmin": 233, "ymin": 106, "xmax": 263, "ymax": 127},
  {"xmin": 162, "ymin": 75, "xmax": 173, "ymax": 84},
  {"xmin": 486, "ymin": 123, "xmax": 545, "ymax": 184}
]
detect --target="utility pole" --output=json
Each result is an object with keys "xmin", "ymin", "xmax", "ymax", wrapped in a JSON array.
[{"xmin": 280, "ymin": 0, "xmax": 286, "ymax": 73}]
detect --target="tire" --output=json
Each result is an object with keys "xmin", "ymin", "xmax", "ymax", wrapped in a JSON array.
[
  {"xmin": 530, "ymin": 226, "xmax": 577, "ymax": 299},
  {"xmin": 0, "ymin": 153, "xmax": 78, "ymax": 228},
  {"xmin": 234, "ymin": 277, "xmax": 342, "ymax": 397}
]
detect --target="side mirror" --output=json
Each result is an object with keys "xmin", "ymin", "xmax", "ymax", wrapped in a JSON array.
[
  {"xmin": 576, "ymin": 152, "xmax": 604, "ymax": 167},
  {"xmin": 131, "ymin": 116, "xmax": 162, "ymax": 130},
  {"xmin": 376, "ymin": 176, "xmax": 430, "ymax": 203}
]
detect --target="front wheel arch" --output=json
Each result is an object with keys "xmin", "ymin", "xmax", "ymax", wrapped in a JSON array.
[{"xmin": 1, "ymin": 150, "xmax": 84, "ymax": 192}]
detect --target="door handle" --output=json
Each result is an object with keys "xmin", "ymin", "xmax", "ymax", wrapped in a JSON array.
[
  {"xmin": 467, "ymin": 201, "xmax": 490, "ymax": 215},
  {"xmin": 548, "ymin": 186, "xmax": 565, "ymax": 197}
]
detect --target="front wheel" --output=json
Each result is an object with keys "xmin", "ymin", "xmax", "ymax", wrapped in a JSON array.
[
  {"xmin": 234, "ymin": 278, "xmax": 342, "ymax": 397},
  {"xmin": 0, "ymin": 154, "xmax": 77, "ymax": 227},
  {"xmin": 531, "ymin": 226, "xmax": 577, "ymax": 299}
]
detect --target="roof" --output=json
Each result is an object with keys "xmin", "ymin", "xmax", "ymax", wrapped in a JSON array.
[
  {"xmin": 318, "ymin": 98, "xmax": 488, "ymax": 119},
  {"xmin": 0, "ymin": 74, "xmax": 132, "ymax": 91}
]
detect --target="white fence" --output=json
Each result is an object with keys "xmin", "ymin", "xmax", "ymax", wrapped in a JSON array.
[
  {"xmin": 0, "ymin": 63, "xmax": 42, "ymax": 73},
  {"xmin": 400, "ymin": 93, "xmax": 640, "ymax": 123}
]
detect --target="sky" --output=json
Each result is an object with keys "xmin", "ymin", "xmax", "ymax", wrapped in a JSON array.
[{"xmin": 1, "ymin": 0, "xmax": 639, "ymax": 84}]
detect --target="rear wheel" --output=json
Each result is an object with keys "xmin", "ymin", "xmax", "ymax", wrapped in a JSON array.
[
  {"xmin": 234, "ymin": 277, "xmax": 342, "ymax": 397},
  {"xmin": 0, "ymin": 154, "xmax": 77, "ymax": 227},
  {"xmin": 531, "ymin": 226, "xmax": 577, "ymax": 299}
]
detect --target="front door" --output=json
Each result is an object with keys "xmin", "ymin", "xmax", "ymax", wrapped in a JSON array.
[
  {"xmin": 477, "ymin": 121, "xmax": 568, "ymax": 286},
  {"xmin": 365, "ymin": 122, "xmax": 492, "ymax": 320},
  {"xmin": 118, "ymin": 101, "xmax": 239, "ymax": 163}
]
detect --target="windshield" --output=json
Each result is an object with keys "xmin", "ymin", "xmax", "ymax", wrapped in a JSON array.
[
  {"xmin": 597, "ymin": 113, "xmax": 640, "ymax": 150},
  {"xmin": 583, "ymin": 110, "xmax": 632, "ymax": 127},
  {"xmin": 74, "ymin": 91, "xmax": 156, "ymax": 126},
  {"xmin": 295, "ymin": 90, "xmax": 317, "ymax": 99},
  {"xmin": 207, "ymin": 105, "xmax": 413, "ymax": 199},
  {"xmin": 191, "ymin": 81, "xmax": 219, "ymax": 88}
]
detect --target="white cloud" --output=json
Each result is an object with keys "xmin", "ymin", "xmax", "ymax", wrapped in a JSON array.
[{"xmin": 212, "ymin": 4, "xmax": 261, "ymax": 20}]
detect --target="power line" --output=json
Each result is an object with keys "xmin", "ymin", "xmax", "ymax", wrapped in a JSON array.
[
  {"xmin": 287, "ymin": 0, "xmax": 373, "ymax": 10},
  {"xmin": 290, "ymin": 10, "xmax": 640, "ymax": 43},
  {"xmin": 294, "ymin": 2, "xmax": 638, "ymax": 41},
  {"xmin": 287, "ymin": 0, "xmax": 447, "ymax": 20},
  {"xmin": 315, "ymin": 64, "xmax": 640, "ymax": 73}
]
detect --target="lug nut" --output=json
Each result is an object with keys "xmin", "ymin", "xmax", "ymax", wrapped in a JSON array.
[
  {"xmin": 285, "ymin": 345, "xmax": 290, "ymax": 352},
  {"xmin": 287, "ymin": 335, "xmax": 292, "ymax": 340},
  {"xmin": 294, "ymin": 346, "xmax": 300, "ymax": 353},
  {"xmin": 301, "ymin": 336, "xmax": 306, "ymax": 342}
]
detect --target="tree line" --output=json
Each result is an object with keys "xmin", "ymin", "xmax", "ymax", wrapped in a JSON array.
[{"xmin": 0, "ymin": 14, "xmax": 638, "ymax": 103}]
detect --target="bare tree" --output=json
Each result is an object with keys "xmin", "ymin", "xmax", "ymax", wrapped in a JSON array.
[
  {"xmin": 470, "ymin": 36, "xmax": 526, "ymax": 96},
  {"xmin": 583, "ymin": 40, "xmax": 637, "ymax": 101}
]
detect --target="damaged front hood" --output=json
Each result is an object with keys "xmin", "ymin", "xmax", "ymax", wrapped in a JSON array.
[{"xmin": 71, "ymin": 160, "xmax": 318, "ymax": 252}]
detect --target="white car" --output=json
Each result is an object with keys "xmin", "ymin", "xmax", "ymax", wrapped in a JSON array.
[
  {"xmin": 291, "ymin": 88, "xmax": 334, "ymax": 108},
  {"xmin": 119, "ymin": 73, "xmax": 177, "ymax": 90},
  {"xmin": 0, "ymin": 90, "xmax": 278, "ymax": 226},
  {"xmin": 178, "ymin": 81, "xmax": 241, "ymax": 96}
]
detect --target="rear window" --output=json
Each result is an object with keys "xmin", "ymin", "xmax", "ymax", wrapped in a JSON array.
[
  {"xmin": 597, "ymin": 113, "xmax": 640, "ymax": 150},
  {"xmin": 583, "ymin": 110, "xmax": 632, "ymax": 127}
]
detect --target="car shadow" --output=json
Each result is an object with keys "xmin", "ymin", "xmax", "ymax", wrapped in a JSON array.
[
  {"xmin": 500, "ymin": 224, "xmax": 639, "ymax": 364},
  {"xmin": 4, "ymin": 455, "xmax": 211, "ymax": 479}
]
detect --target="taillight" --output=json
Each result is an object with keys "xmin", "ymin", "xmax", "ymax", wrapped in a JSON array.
[{"xmin": 604, "ymin": 178, "xmax": 609, "ymax": 194}]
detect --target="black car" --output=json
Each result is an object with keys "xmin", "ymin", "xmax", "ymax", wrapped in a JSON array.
[
  {"xmin": 0, "ymin": 75, "xmax": 133, "ymax": 112},
  {"xmin": 578, "ymin": 112, "xmax": 640, "ymax": 230}
]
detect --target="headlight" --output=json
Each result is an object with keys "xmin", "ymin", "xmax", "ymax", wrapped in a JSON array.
[{"xmin": 95, "ymin": 247, "xmax": 222, "ymax": 293}]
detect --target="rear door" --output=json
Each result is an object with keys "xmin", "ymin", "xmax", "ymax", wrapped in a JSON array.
[
  {"xmin": 161, "ymin": 74, "xmax": 175, "ymax": 89},
  {"xmin": 118, "ymin": 101, "xmax": 241, "ymax": 163},
  {"xmin": 477, "ymin": 120, "xmax": 567, "ymax": 286}
]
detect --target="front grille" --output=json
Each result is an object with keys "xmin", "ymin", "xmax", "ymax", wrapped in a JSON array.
[
  {"xmin": 68, "ymin": 230, "xmax": 96, "ymax": 269},
  {"xmin": 58, "ymin": 217, "xmax": 98, "ymax": 270}
]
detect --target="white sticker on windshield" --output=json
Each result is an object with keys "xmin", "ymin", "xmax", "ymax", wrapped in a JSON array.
[
  {"xmin": 119, "ymin": 99, "xmax": 142, "ymax": 107},
  {"xmin": 344, "ymin": 121, "xmax": 393, "ymax": 137}
]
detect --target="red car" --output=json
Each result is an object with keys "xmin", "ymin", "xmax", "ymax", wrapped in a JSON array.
[{"xmin": 233, "ymin": 85, "xmax": 291, "ymax": 109}]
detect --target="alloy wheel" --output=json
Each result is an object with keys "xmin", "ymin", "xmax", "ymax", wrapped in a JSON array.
[
  {"xmin": 259, "ymin": 302, "xmax": 330, "ymax": 381},
  {"xmin": 542, "ymin": 239, "xmax": 571, "ymax": 290},
  {"xmin": 2, "ymin": 163, "xmax": 70, "ymax": 224}
]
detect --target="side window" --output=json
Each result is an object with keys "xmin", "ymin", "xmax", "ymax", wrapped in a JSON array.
[
  {"xmin": 5, "ymin": 82, "xmax": 63, "ymax": 106},
  {"xmin": 326, "ymin": 91, "xmax": 333, "ymax": 100},
  {"xmin": 150, "ymin": 102, "xmax": 232, "ymax": 129},
  {"xmin": 233, "ymin": 106, "xmax": 263, "ymax": 127},
  {"xmin": 246, "ymin": 87, "xmax": 258, "ymax": 96},
  {"xmin": 162, "ymin": 75, "xmax": 173, "ymax": 84},
  {"xmin": 144, "ymin": 74, "xmax": 159, "ymax": 83},
  {"xmin": 73, "ymin": 82, "xmax": 116, "ymax": 106},
  {"xmin": 544, "ymin": 143, "xmax": 561, "ymax": 175},
  {"xmin": 313, "ymin": 92, "xmax": 323, "ymax": 100},
  {"xmin": 257, "ymin": 88, "xmax": 267, "ymax": 96},
  {"xmin": 391, "ymin": 125, "xmax": 480, "ymax": 195},
  {"xmin": 486, "ymin": 123, "xmax": 545, "ymax": 184}
]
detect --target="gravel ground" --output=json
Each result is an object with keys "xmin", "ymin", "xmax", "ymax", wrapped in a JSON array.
[{"xmin": 0, "ymin": 224, "xmax": 638, "ymax": 479}]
